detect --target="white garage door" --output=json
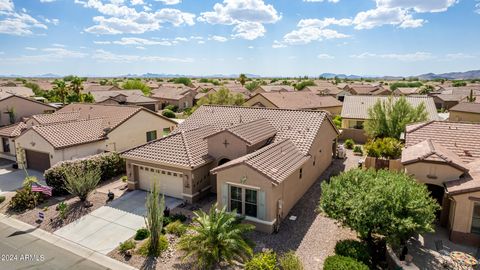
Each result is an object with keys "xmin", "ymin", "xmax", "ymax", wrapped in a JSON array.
[{"xmin": 138, "ymin": 166, "xmax": 183, "ymax": 199}]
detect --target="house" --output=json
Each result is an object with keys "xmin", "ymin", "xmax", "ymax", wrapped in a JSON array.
[
  {"xmin": 302, "ymin": 86, "xmax": 350, "ymax": 101},
  {"xmin": 0, "ymin": 94, "xmax": 56, "ymax": 126},
  {"xmin": 393, "ymin": 87, "xmax": 421, "ymax": 95},
  {"xmin": 401, "ymin": 121, "xmax": 480, "ymax": 245},
  {"xmin": 449, "ymin": 103, "xmax": 480, "ymax": 122},
  {"xmin": 151, "ymin": 86, "xmax": 196, "ymax": 111},
  {"xmin": 432, "ymin": 87, "xmax": 480, "ymax": 110},
  {"xmin": 0, "ymin": 86, "xmax": 35, "ymax": 98},
  {"xmin": 0, "ymin": 122, "xmax": 27, "ymax": 161},
  {"xmin": 14, "ymin": 104, "xmax": 177, "ymax": 171},
  {"xmin": 121, "ymin": 105, "xmax": 339, "ymax": 233},
  {"xmin": 84, "ymin": 85, "xmax": 122, "ymax": 92},
  {"xmin": 244, "ymin": 92, "xmax": 343, "ymax": 115},
  {"xmin": 251, "ymin": 85, "xmax": 295, "ymax": 95},
  {"xmin": 340, "ymin": 96, "xmax": 439, "ymax": 143},
  {"xmin": 344, "ymin": 84, "xmax": 390, "ymax": 95},
  {"xmin": 89, "ymin": 90, "xmax": 160, "ymax": 111}
]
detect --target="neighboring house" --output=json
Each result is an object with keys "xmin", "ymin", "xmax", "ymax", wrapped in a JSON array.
[
  {"xmin": 0, "ymin": 86, "xmax": 35, "ymax": 98},
  {"xmin": 251, "ymin": 85, "xmax": 295, "ymax": 95},
  {"xmin": 122, "ymin": 105, "xmax": 339, "ymax": 233},
  {"xmin": 340, "ymin": 96, "xmax": 439, "ymax": 143},
  {"xmin": 394, "ymin": 87, "xmax": 421, "ymax": 95},
  {"xmin": 344, "ymin": 84, "xmax": 390, "ymax": 95},
  {"xmin": 0, "ymin": 94, "xmax": 56, "ymax": 126},
  {"xmin": 151, "ymin": 87, "xmax": 196, "ymax": 111},
  {"xmin": 90, "ymin": 90, "xmax": 160, "ymax": 111},
  {"xmin": 433, "ymin": 88, "xmax": 480, "ymax": 110},
  {"xmin": 15, "ymin": 104, "xmax": 177, "ymax": 171},
  {"xmin": 401, "ymin": 121, "xmax": 480, "ymax": 245},
  {"xmin": 84, "ymin": 85, "xmax": 122, "ymax": 92},
  {"xmin": 449, "ymin": 103, "xmax": 480, "ymax": 122},
  {"xmin": 0, "ymin": 122, "xmax": 26, "ymax": 161},
  {"xmin": 302, "ymin": 86, "xmax": 350, "ymax": 101},
  {"xmin": 244, "ymin": 92, "xmax": 343, "ymax": 115}
]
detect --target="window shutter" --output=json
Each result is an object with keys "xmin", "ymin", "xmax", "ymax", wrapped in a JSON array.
[
  {"xmin": 257, "ymin": 191, "xmax": 266, "ymax": 220},
  {"xmin": 221, "ymin": 183, "xmax": 228, "ymax": 209}
]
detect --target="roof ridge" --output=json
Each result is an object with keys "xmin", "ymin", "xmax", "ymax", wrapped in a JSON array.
[
  {"xmin": 33, "ymin": 117, "xmax": 104, "ymax": 128},
  {"xmin": 181, "ymin": 131, "xmax": 195, "ymax": 168},
  {"xmin": 201, "ymin": 104, "xmax": 329, "ymax": 113}
]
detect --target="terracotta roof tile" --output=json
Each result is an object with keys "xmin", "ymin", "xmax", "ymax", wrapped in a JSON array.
[
  {"xmin": 151, "ymin": 87, "xmax": 194, "ymax": 100},
  {"xmin": 31, "ymin": 111, "xmax": 81, "ymax": 125},
  {"xmin": 0, "ymin": 122, "xmax": 27, "ymax": 138},
  {"xmin": 250, "ymin": 92, "xmax": 343, "ymax": 110},
  {"xmin": 206, "ymin": 118, "xmax": 277, "ymax": 146},
  {"xmin": 445, "ymin": 159, "xmax": 480, "ymax": 195},
  {"xmin": 449, "ymin": 102, "xmax": 480, "ymax": 114}
]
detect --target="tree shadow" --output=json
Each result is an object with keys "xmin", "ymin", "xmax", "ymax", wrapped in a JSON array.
[{"xmin": 140, "ymin": 256, "xmax": 157, "ymax": 270}]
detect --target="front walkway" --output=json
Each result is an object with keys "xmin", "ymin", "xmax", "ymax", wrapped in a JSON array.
[{"xmin": 54, "ymin": 190, "xmax": 182, "ymax": 254}]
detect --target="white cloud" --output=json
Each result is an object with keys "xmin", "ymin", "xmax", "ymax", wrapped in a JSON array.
[
  {"xmin": 76, "ymin": 0, "xmax": 195, "ymax": 35},
  {"xmin": 0, "ymin": 0, "xmax": 14, "ymax": 12},
  {"xmin": 209, "ymin": 35, "xmax": 228, "ymax": 42},
  {"xmin": 44, "ymin": 18, "xmax": 60, "ymax": 25},
  {"xmin": 197, "ymin": 40, "xmax": 205, "ymax": 44},
  {"xmin": 0, "ymin": 1, "xmax": 48, "ymax": 35},
  {"xmin": 317, "ymin": 53, "xmax": 334, "ymax": 59},
  {"xmin": 198, "ymin": 0, "xmax": 281, "ymax": 40},
  {"xmin": 2, "ymin": 47, "xmax": 87, "ymax": 63},
  {"xmin": 277, "ymin": 17, "xmax": 350, "ymax": 46},
  {"xmin": 92, "ymin": 49, "xmax": 194, "ymax": 63},
  {"xmin": 40, "ymin": 0, "xmax": 57, "ymax": 3},
  {"xmin": 476, "ymin": 1, "xmax": 480, "ymax": 14},
  {"xmin": 272, "ymin": 40, "xmax": 286, "ymax": 48},
  {"xmin": 135, "ymin": 46, "xmax": 145, "ymax": 50},
  {"xmin": 52, "ymin": 43, "xmax": 65, "ymax": 47},
  {"xmin": 376, "ymin": 0, "xmax": 457, "ymax": 13},
  {"xmin": 130, "ymin": 0, "xmax": 144, "ymax": 5},
  {"xmin": 350, "ymin": 52, "xmax": 433, "ymax": 61},
  {"xmin": 113, "ymin": 37, "xmax": 173, "ymax": 46},
  {"xmin": 94, "ymin": 40, "xmax": 111, "ymax": 44},
  {"xmin": 25, "ymin": 47, "xmax": 37, "ymax": 51},
  {"xmin": 156, "ymin": 0, "xmax": 181, "ymax": 5},
  {"xmin": 444, "ymin": 53, "xmax": 476, "ymax": 60},
  {"xmin": 303, "ymin": 0, "xmax": 339, "ymax": 3}
]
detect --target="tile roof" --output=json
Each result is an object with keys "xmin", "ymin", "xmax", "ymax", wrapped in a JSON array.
[
  {"xmin": 31, "ymin": 111, "xmax": 81, "ymax": 125},
  {"xmin": 256, "ymin": 85, "xmax": 295, "ymax": 92},
  {"xmin": 122, "ymin": 126, "xmax": 216, "ymax": 168},
  {"xmin": 341, "ymin": 95, "xmax": 439, "ymax": 120},
  {"xmin": 449, "ymin": 102, "xmax": 480, "ymax": 114},
  {"xmin": 211, "ymin": 139, "xmax": 309, "ymax": 185},
  {"xmin": 32, "ymin": 118, "xmax": 106, "ymax": 149},
  {"xmin": 445, "ymin": 159, "xmax": 480, "ymax": 195},
  {"xmin": 177, "ymin": 105, "xmax": 331, "ymax": 155},
  {"xmin": 0, "ymin": 122, "xmax": 27, "ymax": 138},
  {"xmin": 303, "ymin": 86, "xmax": 344, "ymax": 95},
  {"xmin": 346, "ymin": 84, "xmax": 387, "ymax": 95},
  {"xmin": 84, "ymin": 85, "xmax": 121, "ymax": 92},
  {"xmin": 251, "ymin": 92, "xmax": 342, "ymax": 110},
  {"xmin": 405, "ymin": 121, "xmax": 480, "ymax": 163},
  {"xmin": 151, "ymin": 87, "xmax": 194, "ymax": 100},
  {"xmin": 205, "ymin": 118, "xmax": 277, "ymax": 146},
  {"xmin": 401, "ymin": 139, "xmax": 469, "ymax": 172},
  {"xmin": 0, "ymin": 86, "xmax": 34, "ymax": 98},
  {"xmin": 395, "ymin": 87, "xmax": 420, "ymax": 95}
]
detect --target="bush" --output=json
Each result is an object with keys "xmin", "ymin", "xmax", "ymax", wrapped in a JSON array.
[
  {"xmin": 119, "ymin": 239, "xmax": 136, "ymax": 253},
  {"xmin": 332, "ymin": 115, "xmax": 342, "ymax": 129},
  {"xmin": 323, "ymin": 255, "xmax": 369, "ymax": 270},
  {"xmin": 163, "ymin": 213, "xmax": 187, "ymax": 226},
  {"xmin": 45, "ymin": 152, "xmax": 125, "ymax": 195},
  {"xmin": 162, "ymin": 109, "xmax": 176, "ymax": 119},
  {"xmin": 334, "ymin": 240, "xmax": 371, "ymax": 266},
  {"xmin": 135, "ymin": 228, "xmax": 150, "ymax": 241},
  {"xmin": 353, "ymin": 145, "xmax": 363, "ymax": 155},
  {"xmin": 245, "ymin": 250, "xmax": 278, "ymax": 270},
  {"xmin": 9, "ymin": 187, "xmax": 44, "ymax": 212},
  {"xmin": 364, "ymin": 137, "xmax": 403, "ymax": 159},
  {"xmin": 344, "ymin": 139, "xmax": 355, "ymax": 149},
  {"xmin": 0, "ymin": 195, "xmax": 5, "ymax": 204},
  {"xmin": 138, "ymin": 235, "xmax": 168, "ymax": 257},
  {"xmin": 165, "ymin": 220, "xmax": 187, "ymax": 237},
  {"xmin": 164, "ymin": 104, "xmax": 178, "ymax": 112},
  {"xmin": 279, "ymin": 251, "xmax": 303, "ymax": 270}
]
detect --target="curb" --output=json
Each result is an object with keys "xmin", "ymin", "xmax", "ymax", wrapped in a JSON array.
[{"xmin": 0, "ymin": 213, "xmax": 137, "ymax": 270}]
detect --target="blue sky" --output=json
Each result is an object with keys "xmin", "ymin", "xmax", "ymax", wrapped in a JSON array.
[{"xmin": 0, "ymin": 0, "xmax": 479, "ymax": 77}]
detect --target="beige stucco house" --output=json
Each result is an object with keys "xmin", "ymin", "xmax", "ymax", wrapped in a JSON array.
[
  {"xmin": 448, "ymin": 103, "xmax": 480, "ymax": 123},
  {"xmin": 122, "ymin": 105, "xmax": 339, "ymax": 233},
  {"xmin": 402, "ymin": 121, "xmax": 480, "ymax": 246},
  {"xmin": 14, "ymin": 103, "xmax": 177, "ymax": 171},
  {"xmin": 151, "ymin": 86, "xmax": 196, "ymax": 111},
  {"xmin": 0, "ymin": 94, "xmax": 56, "ymax": 126}
]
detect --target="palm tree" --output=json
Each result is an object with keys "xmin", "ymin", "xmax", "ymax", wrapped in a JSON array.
[
  {"xmin": 53, "ymin": 79, "xmax": 68, "ymax": 105},
  {"xmin": 178, "ymin": 204, "xmax": 254, "ymax": 269},
  {"xmin": 239, "ymin": 73, "xmax": 247, "ymax": 86},
  {"xmin": 69, "ymin": 76, "xmax": 84, "ymax": 96}
]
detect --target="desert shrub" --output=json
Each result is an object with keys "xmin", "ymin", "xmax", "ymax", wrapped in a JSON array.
[
  {"xmin": 164, "ymin": 104, "xmax": 178, "ymax": 112},
  {"xmin": 353, "ymin": 145, "xmax": 363, "ymax": 155},
  {"xmin": 45, "ymin": 152, "xmax": 125, "ymax": 195},
  {"xmin": 334, "ymin": 240, "xmax": 371, "ymax": 266},
  {"xmin": 332, "ymin": 115, "xmax": 342, "ymax": 129},
  {"xmin": 0, "ymin": 195, "xmax": 5, "ymax": 204},
  {"xmin": 323, "ymin": 255, "xmax": 369, "ymax": 270},
  {"xmin": 364, "ymin": 137, "xmax": 403, "ymax": 159},
  {"xmin": 121, "ymin": 176, "xmax": 128, "ymax": 183},
  {"xmin": 279, "ymin": 251, "xmax": 303, "ymax": 270},
  {"xmin": 9, "ymin": 177, "xmax": 44, "ymax": 212},
  {"xmin": 245, "ymin": 250, "xmax": 278, "ymax": 270},
  {"xmin": 57, "ymin": 201, "xmax": 68, "ymax": 219},
  {"xmin": 163, "ymin": 213, "xmax": 187, "ymax": 226},
  {"xmin": 119, "ymin": 239, "xmax": 136, "ymax": 253},
  {"xmin": 165, "ymin": 220, "xmax": 187, "ymax": 236},
  {"xmin": 134, "ymin": 228, "xmax": 150, "ymax": 241},
  {"xmin": 344, "ymin": 139, "xmax": 355, "ymax": 149},
  {"xmin": 162, "ymin": 109, "xmax": 176, "ymax": 118},
  {"xmin": 138, "ymin": 235, "xmax": 168, "ymax": 257}
]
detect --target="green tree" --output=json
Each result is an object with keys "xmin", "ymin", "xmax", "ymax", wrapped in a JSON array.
[
  {"xmin": 364, "ymin": 96, "xmax": 428, "ymax": 139},
  {"xmin": 294, "ymin": 80, "xmax": 315, "ymax": 90},
  {"xmin": 145, "ymin": 181, "xmax": 165, "ymax": 256},
  {"xmin": 122, "ymin": 79, "xmax": 151, "ymax": 95},
  {"xmin": 178, "ymin": 204, "xmax": 254, "ymax": 269},
  {"xmin": 245, "ymin": 81, "xmax": 261, "ymax": 91},
  {"xmin": 69, "ymin": 76, "xmax": 84, "ymax": 96},
  {"xmin": 239, "ymin": 74, "xmax": 247, "ymax": 86},
  {"xmin": 418, "ymin": 85, "xmax": 435, "ymax": 95},
  {"xmin": 466, "ymin": 89, "xmax": 477, "ymax": 103},
  {"xmin": 53, "ymin": 79, "xmax": 69, "ymax": 105},
  {"xmin": 191, "ymin": 87, "xmax": 244, "ymax": 113},
  {"xmin": 364, "ymin": 137, "xmax": 403, "ymax": 159},
  {"xmin": 63, "ymin": 166, "xmax": 101, "ymax": 202},
  {"xmin": 173, "ymin": 77, "xmax": 192, "ymax": 86},
  {"xmin": 452, "ymin": 80, "xmax": 467, "ymax": 87},
  {"xmin": 319, "ymin": 169, "xmax": 439, "ymax": 248}
]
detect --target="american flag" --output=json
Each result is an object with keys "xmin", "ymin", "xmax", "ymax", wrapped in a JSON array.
[{"xmin": 31, "ymin": 183, "xmax": 52, "ymax": 196}]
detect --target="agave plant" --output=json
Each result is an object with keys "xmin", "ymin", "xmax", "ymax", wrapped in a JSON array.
[{"xmin": 178, "ymin": 204, "xmax": 254, "ymax": 269}]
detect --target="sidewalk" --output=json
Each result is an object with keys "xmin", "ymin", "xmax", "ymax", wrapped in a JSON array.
[{"xmin": 0, "ymin": 213, "xmax": 136, "ymax": 270}]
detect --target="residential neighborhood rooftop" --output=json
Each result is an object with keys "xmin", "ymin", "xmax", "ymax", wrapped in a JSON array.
[{"xmin": 248, "ymin": 92, "xmax": 343, "ymax": 110}]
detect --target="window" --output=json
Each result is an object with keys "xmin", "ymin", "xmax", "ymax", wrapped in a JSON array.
[
  {"xmin": 472, "ymin": 202, "xmax": 480, "ymax": 234},
  {"xmin": 230, "ymin": 186, "xmax": 243, "ymax": 214},
  {"xmin": 2, "ymin": 138, "xmax": 10, "ymax": 153},
  {"xmin": 163, "ymin": 128, "xmax": 171, "ymax": 136},
  {"xmin": 245, "ymin": 189, "xmax": 257, "ymax": 217},
  {"xmin": 299, "ymin": 168, "xmax": 303, "ymax": 179},
  {"xmin": 146, "ymin": 130, "xmax": 157, "ymax": 142}
]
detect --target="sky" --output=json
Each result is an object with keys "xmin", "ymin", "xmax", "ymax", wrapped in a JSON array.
[{"xmin": 0, "ymin": 0, "xmax": 479, "ymax": 77}]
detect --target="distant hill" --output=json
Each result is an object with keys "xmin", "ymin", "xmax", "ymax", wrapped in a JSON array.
[{"xmin": 417, "ymin": 70, "xmax": 480, "ymax": 80}]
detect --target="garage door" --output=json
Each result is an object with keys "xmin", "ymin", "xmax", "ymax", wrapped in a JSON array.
[
  {"xmin": 140, "ymin": 104, "xmax": 156, "ymax": 112},
  {"xmin": 138, "ymin": 166, "xmax": 183, "ymax": 198},
  {"xmin": 25, "ymin": 150, "xmax": 51, "ymax": 172}
]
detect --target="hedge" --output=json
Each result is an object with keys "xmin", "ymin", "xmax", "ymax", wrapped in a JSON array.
[
  {"xmin": 45, "ymin": 152, "xmax": 125, "ymax": 195},
  {"xmin": 323, "ymin": 255, "xmax": 369, "ymax": 270},
  {"xmin": 334, "ymin": 240, "xmax": 371, "ymax": 266}
]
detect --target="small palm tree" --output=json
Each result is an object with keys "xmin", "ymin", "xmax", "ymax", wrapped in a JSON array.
[
  {"xmin": 53, "ymin": 79, "xmax": 68, "ymax": 105},
  {"xmin": 178, "ymin": 204, "xmax": 254, "ymax": 269},
  {"xmin": 239, "ymin": 73, "xmax": 247, "ymax": 86},
  {"xmin": 69, "ymin": 76, "xmax": 84, "ymax": 99}
]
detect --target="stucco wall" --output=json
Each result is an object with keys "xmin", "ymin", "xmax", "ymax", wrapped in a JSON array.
[
  {"xmin": 449, "ymin": 111, "xmax": 480, "ymax": 123},
  {"xmin": 207, "ymin": 132, "xmax": 248, "ymax": 161},
  {"xmin": 0, "ymin": 96, "xmax": 55, "ymax": 126},
  {"xmin": 404, "ymin": 162, "xmax": 464, "ymax": 186},
  {"xmin": 243, "ymin": 95, "xmax": 277, "ymax": 108}
]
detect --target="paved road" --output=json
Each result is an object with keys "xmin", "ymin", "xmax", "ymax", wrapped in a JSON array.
[{"xmin": 0, "ymin": 222, "xmax": 108, "ymax": 270}]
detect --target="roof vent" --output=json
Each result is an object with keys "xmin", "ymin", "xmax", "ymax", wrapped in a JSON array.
[{"xmin": 465, "ymin": 150, "xmax": 473, "ymax": 157}]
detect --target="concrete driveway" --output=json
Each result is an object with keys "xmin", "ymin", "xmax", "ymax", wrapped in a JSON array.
[
  {"xmin": 0, "ymin": 168, "xmax": 45, "ymax": 193},
  {"xmin": 54, "ymin": 190, "xmax": 182, "ymax": 254}
]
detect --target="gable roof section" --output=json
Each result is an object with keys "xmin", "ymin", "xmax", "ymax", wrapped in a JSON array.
[
  {"xmin": 401, "ymin": 139, "xmax": 469, "ymax": 172},
  {"xmin": 249, "ymin": 92, "xmax": 343, "ymax": 110},
  {"xmin": 122, "ymin": 126, "xmax": 216, "ymax": 168},
  {"xmin": 151, "ymin": 87, "xmax": 194, "ymax": 100},
  {"xmin": 205, "ymin": 118, "xmax": 277, "ymax": 146},
  {"xmin": 0, "ymin": 94, "xmax": 57, "ymax": 109},
  {"xmin": 31, "ymin": 111, "xmax": 80, "ymax": 125},
  {"xmin": 445, "ymin": 159, "xmax": 480, "ymax": 195},
  {"xmin": 405, "ymin": 121, "xmax": 480, "ymax": 163},
  {"xmin": 211, "ymin": 139, "xmax": 309, "ymax": 185},
  {"xmin": 0, "ymin": 122, "xmax": 27, "ymax": 138},
  {"xmin": 257, "ymin": 85, "xmax": 295, "ymax": 92},
  {"xmin": 341, "ymin": 95, "xmax": 439, "ymax": 120},
  {"xmin": 0, "ymin": 86, "xmax": 34, "ymax": 97},
  {"xmin": 177, "ymin": 105, "xmax": 332, "ymax": 155},
  {"xmin": 449, "ymin": 102, "xmax": 480, "ymax": 114}
]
